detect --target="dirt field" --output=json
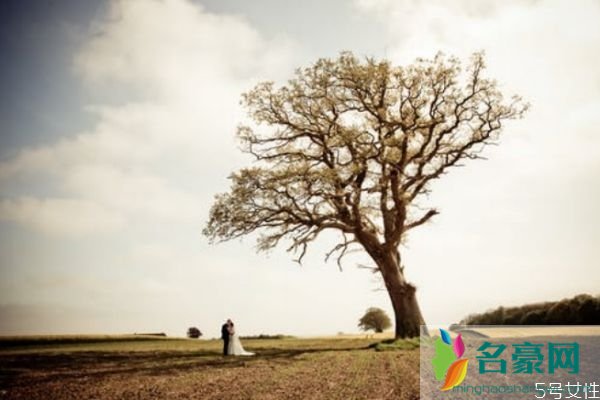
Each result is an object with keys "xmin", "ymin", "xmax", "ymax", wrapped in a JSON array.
[{"xmin": 0, "ymin": 336, "xmax": 419, "ymax": 400}]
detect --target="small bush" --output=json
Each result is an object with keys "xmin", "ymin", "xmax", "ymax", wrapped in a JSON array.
[
  {"xmin": 239, "ymin": 334, "xmax": 294, "ymax": 340},
  {"xmin": 187, "ymin": 327, "xmax": 202, "ymax": 339},
  {"xmin": 371, "ymin": 338, "xmax": 420, "ymax": 351}
]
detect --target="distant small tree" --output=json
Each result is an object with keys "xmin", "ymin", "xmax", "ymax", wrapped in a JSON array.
[
  {"xmin": 187, "ymin": 327, "xmax": 202, "ymax": 339},
  {"xmin": 359, "ymin": 307, "xmax": 392, "ymax": 333}
]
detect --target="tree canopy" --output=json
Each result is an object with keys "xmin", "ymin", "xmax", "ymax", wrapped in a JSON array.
[
  {"xmin": 204, "ymin": 52, "xmax": 527, "ymax": 263},
  {"xmin": 204, "ymin": 51, "xmax": 528, "ymax": 338},
  {"xmin": 358, "ymin": 307, "xmax": 392, "ymax": 333}
]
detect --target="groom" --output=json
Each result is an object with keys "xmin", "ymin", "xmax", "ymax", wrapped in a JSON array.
[{"xmin": 221, "ymin": 319, "xmax": 232, "ymax": 356}]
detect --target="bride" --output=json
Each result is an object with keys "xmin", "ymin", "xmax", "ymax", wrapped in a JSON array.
[{"xmin": 227, "ymin": 322, "xmax": 255, "ymax": 356}]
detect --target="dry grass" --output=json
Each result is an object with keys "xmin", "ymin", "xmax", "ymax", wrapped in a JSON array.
[{"xmin": 0, "ymin": 336, "xmax": 419, "ymax": 400}]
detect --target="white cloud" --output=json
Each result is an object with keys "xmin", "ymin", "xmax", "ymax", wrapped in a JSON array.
[
  {"xmin": 0, "ymin": 197, "xmax": 124, "ymax": 235},
  {"xmin": 0, "ymin": 0, "xmax": 295, "ymax": 236},
  {"xmin": 74, "ymin": 0, "xmax": 292, "ymax": 91}
]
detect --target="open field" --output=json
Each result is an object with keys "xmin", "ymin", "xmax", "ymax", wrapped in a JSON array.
[{"xmin": 0, "ymin": 335, "xmax": 419, "ymax": 400}]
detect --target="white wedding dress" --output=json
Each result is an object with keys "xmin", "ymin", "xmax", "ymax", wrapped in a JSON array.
[{"xmin": 228, "ymin": 332, "xmax": 255, "ymax": 356}]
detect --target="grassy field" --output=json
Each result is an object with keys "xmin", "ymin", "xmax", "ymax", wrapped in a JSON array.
[{"xmin": 0, "ymin": 335, "xmax": 419, "ymax": 400}]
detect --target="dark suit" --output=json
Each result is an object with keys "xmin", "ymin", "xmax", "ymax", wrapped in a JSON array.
[{"xmin": 221, "ymin": 323, "xmax": 230, "ymax": 355}]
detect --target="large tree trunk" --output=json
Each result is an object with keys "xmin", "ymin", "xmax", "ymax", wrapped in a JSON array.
[{"xmin": 377, "ymin": 250, "xmax": 426, "ymax": 338}]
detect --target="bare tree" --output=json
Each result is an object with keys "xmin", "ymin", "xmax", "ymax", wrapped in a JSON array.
[{"xmin": 204, "ymin": 52, "xmax": 528, "ymax": 338}]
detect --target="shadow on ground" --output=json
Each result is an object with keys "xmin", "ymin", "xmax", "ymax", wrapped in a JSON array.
[{"xmin": 0, "ymin": 345, "xmax": 371, "ymax": 388}]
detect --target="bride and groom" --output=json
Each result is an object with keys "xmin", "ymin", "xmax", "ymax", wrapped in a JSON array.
[{"xmin": 221, "ymin": 319, "xmax": 255, "ymax": 356}]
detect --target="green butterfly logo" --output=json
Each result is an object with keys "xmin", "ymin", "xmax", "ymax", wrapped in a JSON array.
[{"xmin": 431, "ymin": 329, "xmax": 469, "ymax": 391}]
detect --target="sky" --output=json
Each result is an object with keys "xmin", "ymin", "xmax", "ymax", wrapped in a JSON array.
[{"xmin": 0, "ymin": 0, "xmax": 598, "ymax": 338}]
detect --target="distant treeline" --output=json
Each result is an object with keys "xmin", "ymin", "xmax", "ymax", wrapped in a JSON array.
[
  {"xmin": 461, "ymin": 294, "xmax": 600, "ymax": 325},
  {"xmin": 0, "ymin": 334, "xmax": 170, "ymax": 348},
  {"xmin": 240, "ymin": 334, "xmax": 294, "ymax": 340},
  {"xmin": 134, "ymin": 332, "xmax": 167, "ymax": 337}
]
